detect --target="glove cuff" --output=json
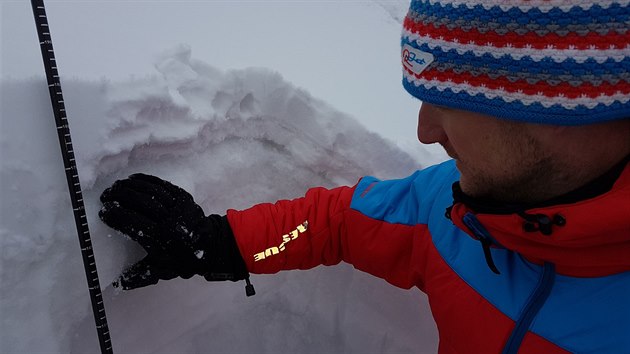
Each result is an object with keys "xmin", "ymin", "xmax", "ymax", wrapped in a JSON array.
[{"xmin": 195, "ymin": 214, "xmax": 250, "ymax": 282}]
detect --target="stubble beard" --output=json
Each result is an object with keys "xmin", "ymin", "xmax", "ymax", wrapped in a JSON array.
[
  {"xmin": 457, "ymin": 127, "xmax": 567, "ymax": 204},
  {"xmin": 460, "ymin": 155, "xmax": 560, "ymax": 204}
]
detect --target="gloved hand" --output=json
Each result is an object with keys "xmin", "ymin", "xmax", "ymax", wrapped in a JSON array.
[{"xmin": 99, "ymin": 173, "xmax": 253, "ymax": 294}]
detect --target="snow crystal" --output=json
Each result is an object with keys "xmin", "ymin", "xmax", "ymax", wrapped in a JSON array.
[{"xmin": 175, "ymin": 224, "xmax": 189, "ymax": 235}]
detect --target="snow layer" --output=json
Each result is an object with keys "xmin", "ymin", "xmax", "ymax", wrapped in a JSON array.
[
  {"xmin": 1, "ymin": 0, "xmax": 448, "ymax": 165},
  {"xmin": 1, "ymin": 45, "xmax": 439, "ymax": 353}
]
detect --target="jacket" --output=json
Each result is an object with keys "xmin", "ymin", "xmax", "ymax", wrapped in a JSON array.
[{"xmin": 227, "ymin": 159, "xmax": 630, "ymax": 353}]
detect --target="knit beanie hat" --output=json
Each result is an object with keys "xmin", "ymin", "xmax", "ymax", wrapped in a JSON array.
[{"xmin": 401, "ymin": 1, "xmax": 630, "ymax": 125}]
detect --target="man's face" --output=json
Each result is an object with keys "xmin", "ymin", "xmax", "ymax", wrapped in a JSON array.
[{"xmin": 417, "ymin": 103, "xmax": 556, "ymax": 202}]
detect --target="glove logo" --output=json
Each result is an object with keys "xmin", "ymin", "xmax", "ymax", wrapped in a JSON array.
[{"xmin": 253, "ymin": 221, "xmax": 309, "ymax": 262}]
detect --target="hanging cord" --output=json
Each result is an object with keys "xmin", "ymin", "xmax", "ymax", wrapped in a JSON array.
[
  {"xmin": 30, "ymin": 1, "xmax": 113, "ymax": 353},
  {"xmin": 462, "ymin": 212, "xmax": 502, "ymax": 275}
]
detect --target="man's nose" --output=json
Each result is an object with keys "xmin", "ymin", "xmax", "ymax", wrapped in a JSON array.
[{"xmin": 417, "ymin": 103, "xmax": 447, "ymax": 145}]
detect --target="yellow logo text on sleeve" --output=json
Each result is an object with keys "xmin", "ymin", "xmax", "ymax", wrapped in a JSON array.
[{"xmin": 253, "ymin": 221, "xmax": 309, "ymax": 262}]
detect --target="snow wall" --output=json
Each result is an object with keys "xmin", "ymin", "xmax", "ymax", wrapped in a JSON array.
[{"xmin": 1, "ymin": 47, "xmax": 439, "ymax": 353}]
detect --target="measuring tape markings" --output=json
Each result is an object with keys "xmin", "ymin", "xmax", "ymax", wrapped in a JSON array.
[{"xmin": 31, "ymin": 1, "xmax": 113, "ymax": 353}]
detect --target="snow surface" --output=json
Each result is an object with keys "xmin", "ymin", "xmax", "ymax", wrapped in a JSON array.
[{"xmin": 1, "ymin": 1, "xmax": 445, "ymax": 353}]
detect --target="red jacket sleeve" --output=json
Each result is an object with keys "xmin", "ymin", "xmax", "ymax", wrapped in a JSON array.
[{"xmin": 226, "ymin": 183, "xmax": 430, "ymax": 289}]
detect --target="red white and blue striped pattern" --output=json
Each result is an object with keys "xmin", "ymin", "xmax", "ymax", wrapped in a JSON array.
[{"xmin": 402, "ymin": 0, "xmax": 630, "ymax": 125}]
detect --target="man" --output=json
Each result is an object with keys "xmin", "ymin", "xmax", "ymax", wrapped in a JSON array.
[{"xmin": 99, "ymin": 1, "xmax": 630, "ymax": 353}]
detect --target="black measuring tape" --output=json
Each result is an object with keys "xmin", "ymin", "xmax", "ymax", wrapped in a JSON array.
[{"xmin": 30, "ymin": 1, "xmax": 113, "ymax": 353}]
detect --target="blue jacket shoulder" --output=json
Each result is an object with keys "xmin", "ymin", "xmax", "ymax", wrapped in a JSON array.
[{"xmin": 350, "ymin": 160, "xmax": 459, "ymax": 226}]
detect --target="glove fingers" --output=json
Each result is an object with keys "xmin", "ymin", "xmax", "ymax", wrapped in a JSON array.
[
  {"xmin": 127, "ymin": 174, "xmax": 206, "ymax": 221},
  {"xmin": 100, "ymin": 179, "xmax": 172, "ymax": 221},
  {"xmin": 101, "ymin": 175, "xmax": 204, "ymax": 222},
  {"xmin": 128, "ymin": 173, "xmax": 196, "ymax": 204},
  {"xmin": 114, "ymin": 257, "xmax": 159, "ymax": 290},
  {"xmin": 99, "ymin": 201, "xmax": 164, "ymax": 253}
]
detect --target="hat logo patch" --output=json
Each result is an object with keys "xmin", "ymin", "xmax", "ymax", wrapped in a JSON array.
[{"xmin": 402, "ymin": 44, "xmax": 434, "ymax": 75}]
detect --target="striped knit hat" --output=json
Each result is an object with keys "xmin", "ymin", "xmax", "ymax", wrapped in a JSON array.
[{"xmin": 401, "ymin": 0, "xmax": 630, "ymax": 125}]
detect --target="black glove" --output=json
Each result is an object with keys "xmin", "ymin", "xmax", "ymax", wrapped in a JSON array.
[{"xmin": 99, "ymin": 173, "xmax": 254, "ymax": 295}]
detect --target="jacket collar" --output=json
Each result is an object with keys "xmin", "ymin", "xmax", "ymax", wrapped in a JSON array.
[{"xmin": 449, "ymin": 158, "xmax": 630, "ymax": 277}]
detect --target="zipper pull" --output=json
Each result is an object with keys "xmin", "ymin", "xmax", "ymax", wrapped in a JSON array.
[
  {"xmin": 480, "ymin": 237, "xmax": 500, "ymax": 274},
  {"xmin": 245, "ymin": 277, "xmax": 256, "ymax": 297},
  {"xmin": 463, "ymin": 212, "xmax": 501, "ymax": 275}
]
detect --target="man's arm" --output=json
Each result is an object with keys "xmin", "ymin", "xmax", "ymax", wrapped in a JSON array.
[
  {"xmin": 99, "ymin": 171, "xmax": 438, "ymax": 291},
  {"xmin": 228, "ymin": 181, "xmax": 432, "ymax": 290}
]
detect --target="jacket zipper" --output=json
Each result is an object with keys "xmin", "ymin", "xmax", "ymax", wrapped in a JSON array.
[
  {"xmin": 461, "ymin": 213, "xmax": 557, "ymax": 353},
  {"xmin": 501, "ymin": 262, "xmax": 556, "ymax": 354}
]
